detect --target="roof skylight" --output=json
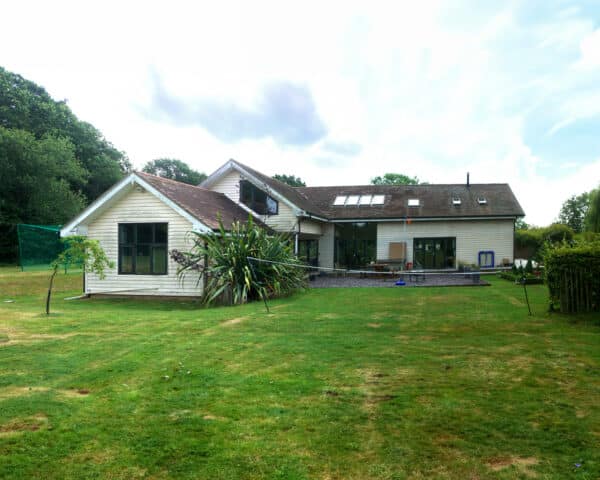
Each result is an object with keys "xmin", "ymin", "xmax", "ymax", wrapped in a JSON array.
[
  {"xmin": 346, "ymin": 195, "xmax": 360, "ymax": 205},
  {"xmin": 452, "ymin": 197, "xmax": 461, "ymax": 205},
  {"xmin": 333, "ymin": 194, "xmax": 386, "ymax": 206},
  {"xmin": 477, "ymin": 197, "xmax": 487, "ymax": 205},
  {"xmin": 408, "ymin": 199, "xmax": 420, "ymax": 207}
]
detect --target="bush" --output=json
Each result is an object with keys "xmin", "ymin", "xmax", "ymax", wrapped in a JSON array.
[
  {"xmin": 498, "ymin": 271, "xmax": 544, "ymax": 285},
  {"xmin": 515, "ymin": 223, "xmax": 575, "ymax": 261},
  {"xmin": 544, "ymin": 242, "xmax": 600, "ymax": 313},
  {"xmin": 171, "ymin": 217, "xmax": 306, "ymax": 306}
]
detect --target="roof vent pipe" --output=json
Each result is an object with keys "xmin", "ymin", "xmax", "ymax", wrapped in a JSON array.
[{"xmin": 467, "ymin": 172, "xmax": 470, "ymax": 187}]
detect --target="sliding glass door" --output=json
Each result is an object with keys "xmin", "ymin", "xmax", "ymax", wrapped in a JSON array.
[{"xmin": 413, "ymin": 237, "xmax": 456, "ymax": 269}]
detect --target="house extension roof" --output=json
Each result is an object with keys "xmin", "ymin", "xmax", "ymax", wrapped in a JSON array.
[
  {"xmin": 297, "ymin": 183, "xmax": 525, "ymax": 220},
  {"xmin": 136, "ymin": 172, "xmax": 268, "ymax": 230},
  {"xmin": 203, "ymin": 159, "xmax": 328, "ymax": 218}
]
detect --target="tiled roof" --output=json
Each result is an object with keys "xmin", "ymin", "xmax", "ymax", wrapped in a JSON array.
[
  {"xmin": 296, "ymin": 183, "xmax": 525, "ymax": 220},
  {"xmin": 136, "ymin": 172, "xmax": 268, "ymax": 230},
  {"xmin": 229, "ymin": 160, "xmax": 328, "ymax": 217}
]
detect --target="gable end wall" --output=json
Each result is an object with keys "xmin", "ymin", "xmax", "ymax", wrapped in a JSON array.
[{"xmin": 85, "ymin": 189, "xmax": 202, "ymax": 296}]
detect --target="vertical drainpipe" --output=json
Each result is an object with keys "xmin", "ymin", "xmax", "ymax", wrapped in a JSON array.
[
  {"xmin": 203, "ymin": 241, "xmax": 208, "ymax": 293},
  {"xmin": 295, "ymin": 218, "xmax": 301, "ymax": 255}
]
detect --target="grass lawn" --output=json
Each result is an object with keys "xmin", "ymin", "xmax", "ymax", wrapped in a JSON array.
[{"xmin": 0, "ymin": 266, "xmax": 599, "ymax": 479}]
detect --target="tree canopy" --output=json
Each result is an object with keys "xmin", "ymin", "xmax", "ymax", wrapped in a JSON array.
[
  {"xmin": 272, "ymin": 174, "xmax": 306, "ymax": 187},
  {"xmin": 0, "ymin": 66, "xmax": 130, "ymax": 262},
  {"xmin": 0, "ymin": 127, "xmax": 87, "ymax": 225},
  {"xmin": 142, "ymin": 158, "xmax": 207, "ymax": 185},
  {"xmin": 0, "ymin": 66, "xmax": 130, "ymax": 202},
  {"xmin": 370, "ymin": 173, "xmax": 423, "ymax": 185},
  {"xmin": 557, "ymin": 192, "xmax": 590, "ymax": 233},
  {"xmin": 585, "ymin": 187, "xmax": 600, "ymax": 233}
]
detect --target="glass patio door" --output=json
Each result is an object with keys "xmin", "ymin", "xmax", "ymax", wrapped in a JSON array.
[{"xmin": 413, "ymin": 237, "xmax": 456, "ymax": 269}]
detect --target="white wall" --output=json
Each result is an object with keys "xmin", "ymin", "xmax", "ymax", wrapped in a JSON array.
[
  {"xmin": 85, "ymin": 187, "xmax": 202, "ymax": 296},
  {"xmin": 318, "ymin": 223, "xmax": 335, "ymax": 269},
  {"xmin": 211, "ymin": 170, "xmax": 241, "ymax": 202},
  {"xmin": 209, "ymin": 169, "xmax": 298, "ymax": 232},
  {"xmin": 300, "ymin": 219, "xmax": 323, "ymax": 235},
  {"xmin": 376, "ymin": 219, "xmax": 514, "ymax": 267}
]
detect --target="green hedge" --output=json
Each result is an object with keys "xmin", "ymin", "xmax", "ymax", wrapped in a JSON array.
[
  {"xmin": 515, "ymin": 224, "xmax": 574, "ymax": 261},
  {"xmin": 498, "ymin": 271, "xmax": 544, "ymax": 285},
  {"xmin": 544, "ymin": 243, "xmax": 600, "ymax": 313}
]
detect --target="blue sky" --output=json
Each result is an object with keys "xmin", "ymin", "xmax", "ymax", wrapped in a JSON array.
[{"xmin": 1, "ymin": 0, "xmax": 600, "ymax": 225}]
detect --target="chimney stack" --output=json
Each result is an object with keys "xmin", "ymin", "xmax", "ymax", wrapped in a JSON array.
[{"xmin": 467, "ymin": 172, "xmax": 470, "ymax": 187}]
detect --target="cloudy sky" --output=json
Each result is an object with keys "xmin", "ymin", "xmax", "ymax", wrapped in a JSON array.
[{"xmin": 2, "ymin": 0, "xmax": 600, "ymax": 225}]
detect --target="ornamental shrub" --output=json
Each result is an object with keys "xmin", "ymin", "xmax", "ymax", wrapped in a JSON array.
[
  {"xmin": 171, "ymin": 216, "xmax": 306, "ymax": 306},
  {"xmin": 544, "ymin": 242, "xmax": 600, "ymax": 314}
]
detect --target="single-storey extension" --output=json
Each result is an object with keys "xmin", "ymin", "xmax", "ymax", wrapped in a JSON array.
[{"xmin": 61, "ymin": 159, "xmax": 524, "ymax": 296}]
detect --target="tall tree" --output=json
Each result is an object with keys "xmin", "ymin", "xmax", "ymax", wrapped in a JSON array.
[
  {"xmin": 371, "ymin": 173, "xmax": 423, "ymax": 185},
  {"xmin": 557, "ymin": 192, "xmax": 590, "ymax": 233},
  {"xmin": 585, "ymin": 188, "xmax": 600, "ymax": 233},
  {"xmin": 0, "ymin": 66, "xmax": 130, "ymax": 202},
  {"xmin": 272, "ymin": 174, "xmax": 306, "ymax": 187},
  {"xmin": 0, "ymin": 127, "xmax": 87, "ymax": 225},
  {"xmin": 142, "ymin": 158, "xmax": 207, "ymax": 185}
]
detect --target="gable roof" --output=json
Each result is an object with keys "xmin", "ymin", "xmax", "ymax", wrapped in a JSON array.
[
  {"xmin": 136, "ymin": 172, "xmax": 269, "ymax": 229},
  {"xmin": 297, "ymin": 183, "xmax": 525, "ymax": 220},
  {"xmin": 202, "ymin": 159, "xmax": 328, "ymax": 218},
  {"xmin": 60, "ymin": 172, "xmax": 267, "ymax": 237},
  {"xmin": 203, "ymin": 159, "xmax": 524, "ymax": 221}
]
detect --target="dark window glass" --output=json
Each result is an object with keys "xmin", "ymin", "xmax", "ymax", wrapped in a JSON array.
[
  {"xmin": 155, "ymin": 223, "xmax": 168, "ymax": 243},
  {"xmin": 413, "ymin": 237, "xmax": 456, "ymax": 269},
  {"xmin": 152, "ymin": 246, "xmax": 167, "ymax": 274},
  {"xmin": 334, "ymin": 223, "xmax": 377, "ymax": 268},
  {"xmin": 119, "ymin": 246, "xmax": 134, "ymax": 273},
  {"xmin": 239, "ymin": 180, "xmax": 278, "ymax": 215},
  {"xmin": 118, "ymin": 223, "xmax": 168, "ymax": 275},
  {"xmin": 119, "ymin": 224, "xmax": 135, "ymax": 244},
  {"xmin": 298, "ymin": 239, "xmax": 319, "ymax": 267},
  {"xmin": 136, "ymin": 245, "xmax": 152, "ymax": 274},
  {"xmin": 137, "ymin": 224, "xmax": 153, "ymax": 243}
]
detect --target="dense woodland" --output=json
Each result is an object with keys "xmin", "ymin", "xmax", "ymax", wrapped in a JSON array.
[{"xmin": 0, "ymin": 67, "xmax": 130, "ymax": 262}]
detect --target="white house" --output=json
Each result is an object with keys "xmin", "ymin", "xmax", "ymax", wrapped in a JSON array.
[{"xmin": 61, "ymin": 159, "xmax": 525, "ymax": 296}]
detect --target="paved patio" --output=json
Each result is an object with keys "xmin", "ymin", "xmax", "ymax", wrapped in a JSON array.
[{"xmin": 308, "ymin": 272, "xmax": 491, "ymax": 288}]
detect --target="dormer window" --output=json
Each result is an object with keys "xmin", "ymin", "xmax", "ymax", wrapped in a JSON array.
[
  {"xmin": 408, "ymin": 199, "xmax": 420, "ymax": 207},
  {"xmin": 452, "ymin": 197, "xmax": 461, "ymax": 205},
  {"xmin": 477, "ymin": 197, "xmax": 487, "ymax": 205},
  {"xmin": 240, "ymin": 180, "xmax": 278, "ymax": 215}
]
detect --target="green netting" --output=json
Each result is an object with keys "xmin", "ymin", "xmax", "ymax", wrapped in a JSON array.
[{"xmin": 17, "ymin": 224, "xmax": 67, "ymax": 271}]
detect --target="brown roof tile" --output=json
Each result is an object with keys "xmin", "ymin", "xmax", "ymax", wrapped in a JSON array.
[
  {"xmin": 296, "ymin": 183, "xmax": 525, "ymax": 220},
  {"xmin": 230, "ymin": 160, "xmax": 328, "ymax": 217},
  {"xmin": 136, "ymin": 171, "xmax": 268, "ymax": 230}
]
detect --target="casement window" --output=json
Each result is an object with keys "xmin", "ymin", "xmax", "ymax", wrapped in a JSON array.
[
  {"xmin": 239, "ymin": 180, "xmax": 278, "ymax": 215},
  {"xmin": 118, "ymin": 223, "xmax": 168, "ymax": 275}
]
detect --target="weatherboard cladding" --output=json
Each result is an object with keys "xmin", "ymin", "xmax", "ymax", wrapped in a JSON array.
[
  {"xmin": 296, "ymin": 184, "xmax": 525, "ymax": 220},
  {"xmin": 229, "ymin": 160, "xmax": 328, "ymax": 217},
  {"xmin": 135, "ymin": 172, "xmax": 268, "ymax": 230}
]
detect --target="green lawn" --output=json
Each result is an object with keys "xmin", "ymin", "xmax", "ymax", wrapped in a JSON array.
[{"xmin": 0, "ymin": 267, "xmax": 599, "ymax": 479}]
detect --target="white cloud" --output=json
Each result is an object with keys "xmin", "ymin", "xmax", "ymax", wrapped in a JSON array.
[
  {"xmin": 578, "ymin": 28, "xmax": 600, "ymax": 68},
  {"xmin": 1, "ymin": 0, "xmax": 599, "ymax": 226}
]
